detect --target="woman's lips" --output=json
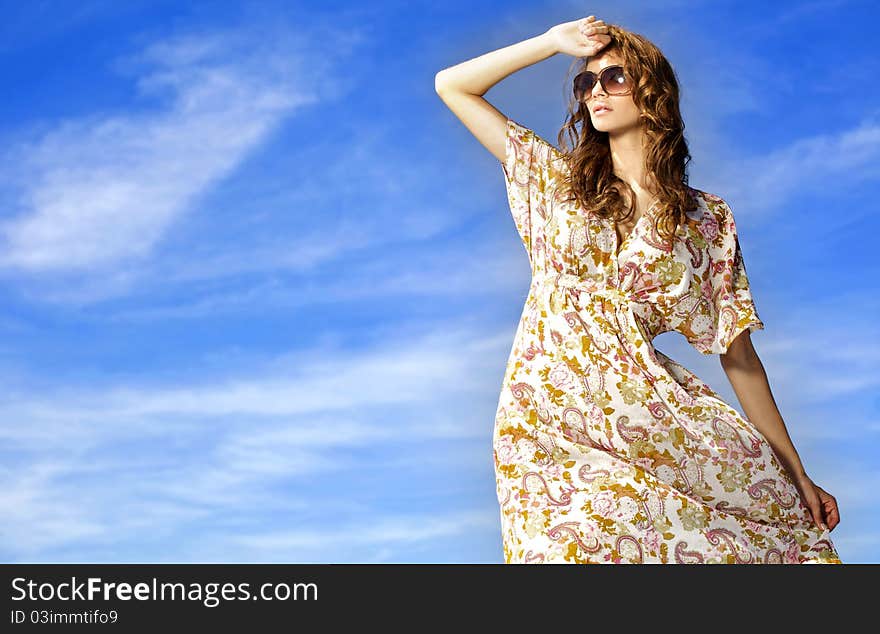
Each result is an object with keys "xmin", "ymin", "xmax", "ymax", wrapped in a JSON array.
[{"xmin": 594, "ymin": 107, "xmax": 612, "ymax": 115}]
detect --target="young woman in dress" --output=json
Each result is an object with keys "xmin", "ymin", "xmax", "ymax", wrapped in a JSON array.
[{"xmin": 435, "ymin": 16, "xmax": 841, "ymax": 563}]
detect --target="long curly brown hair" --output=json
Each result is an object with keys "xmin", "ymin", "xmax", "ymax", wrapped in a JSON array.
[{"xmin": 555, "ymin": 24, "xmax": 698, "ymax": 246}]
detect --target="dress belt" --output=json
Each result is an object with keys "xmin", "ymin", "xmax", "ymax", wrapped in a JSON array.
[
  {"xmin": 530, "ymin": 272, "xmax": 664, "ymax": 390},
  {"xmin": 532, "ymin": 272, "xmax": 634, "ymax": 307}
]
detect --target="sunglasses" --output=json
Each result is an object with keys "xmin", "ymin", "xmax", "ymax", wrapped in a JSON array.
[{"xmin": 573, "ymin": 65, "xmax": 633, "ymax": 102}]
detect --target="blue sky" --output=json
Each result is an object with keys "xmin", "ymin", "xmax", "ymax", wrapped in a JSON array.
[{"xmin": 0, "ymin": 0, "xmax": 877, "ymax": 563}]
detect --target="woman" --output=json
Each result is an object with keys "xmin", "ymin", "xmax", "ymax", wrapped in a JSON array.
[{"xmin": 435, "ymin": 16, "xmax": 842, "ymax": 563}]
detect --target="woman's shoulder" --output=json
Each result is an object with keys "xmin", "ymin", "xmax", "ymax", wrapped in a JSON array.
[
  {"xmin": 682, "ymin": 186, "xmax": 732, "ymax": 222},
  {"xmin": 687, "ymin": 187, "xmax": 734, "ymax": 211},
  {"xmin": 506, "ymin": 117, "xmax": 570, "ymax": 170},
  {"xmin": 681, "ymin": 187, "xmax": 746, "ymax": 248}
]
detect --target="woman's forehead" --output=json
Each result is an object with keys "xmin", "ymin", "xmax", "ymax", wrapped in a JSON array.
[{"xmin": 586, "ymin": 54, "xmax": 622, "ymax": 72}]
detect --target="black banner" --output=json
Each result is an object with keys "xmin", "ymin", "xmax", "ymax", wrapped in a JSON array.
[{"xmin": 0, "ymin": 563, "xmax": 868, "ymax": 627}]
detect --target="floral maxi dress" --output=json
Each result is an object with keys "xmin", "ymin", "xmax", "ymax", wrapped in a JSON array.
[{"xmin": 492, "ymin": 117, "xmax": 842, "ymax": 564}]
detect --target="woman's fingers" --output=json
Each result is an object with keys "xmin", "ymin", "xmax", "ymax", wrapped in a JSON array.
[
  {"xmin": 816, "ymin": 487, "xmax": 839, "ymax": 530},
  {"xmin": 580, "ymin": 24, "xmax": 607, "ymax": 38},
  {"xmin": 795, "ymin": 479, "xmax": 826, "ymax": 531},
  {"xmin": 822, "ymin": 497, "xmax": 839, "ymax": 529},
  {"xmin": 580, "ymin": 17, "xmax": 606, "ymax": 31},
  {"xmin": 809, "ymin": 501, "xmax": 826, "ymax": 531},
  {"xmin": 577, "ymin": 16, "xmax": 609, "ymax": 53}
]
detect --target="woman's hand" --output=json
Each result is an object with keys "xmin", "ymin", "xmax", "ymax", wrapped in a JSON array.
[
  {"xmin": 792, "ymin": 472, "xmax": 840, "ymax": 532},
  {"xmin": 548, "ymin": 15, "xmax": 611, "ymax": 58}
]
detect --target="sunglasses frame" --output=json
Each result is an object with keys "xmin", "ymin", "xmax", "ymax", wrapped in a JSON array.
[{"xmin": 573, "ymin": 65, "xmax": 633, "ymax": 102}]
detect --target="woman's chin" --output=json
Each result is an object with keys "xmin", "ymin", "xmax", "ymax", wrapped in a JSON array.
[{"xmin": 593, "ymin": 119, "xmax": 640, "ymax": 135}]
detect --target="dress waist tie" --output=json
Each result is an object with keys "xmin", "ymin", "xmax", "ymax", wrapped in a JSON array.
[{"xmin": 532, "ymin": 272, "xmax": 659, "ymax": 388}]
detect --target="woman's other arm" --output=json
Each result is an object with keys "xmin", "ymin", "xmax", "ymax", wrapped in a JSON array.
[
  {"xmin": 721, "ymin": 334, "xmax": 807, "ymax": 477},
  {"xmin": 721, "ymin": 334, "xmax": 840, "ymax": 531}
]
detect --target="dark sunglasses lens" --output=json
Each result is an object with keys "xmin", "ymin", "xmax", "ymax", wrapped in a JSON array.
[
  {"xmin": 603, "ymin": 67, "xmax": 631, "ymax": 94},
  {"xmin": 574, "ymin": 72, "xmax": 595, "ymax": 100},
  {"xmin": 575, "ymin": 67, "xmax": 631, "ymax": 100}
]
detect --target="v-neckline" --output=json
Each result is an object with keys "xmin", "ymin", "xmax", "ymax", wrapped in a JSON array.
[{"xmin": 613, "ymin": 199, "xmax": 660, "ymax": 259}]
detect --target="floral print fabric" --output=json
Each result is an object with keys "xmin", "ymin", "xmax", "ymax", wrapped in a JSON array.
[{"xmin": 493, "ymin": 117, "xmax": 841, "ymax": 563}]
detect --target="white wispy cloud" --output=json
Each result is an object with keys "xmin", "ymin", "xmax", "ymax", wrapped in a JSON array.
[
  {"xmin": 710, "ymin": 118, "xmax": 880, "ymax": 218},
  {"xmin": 226, "ymin": 509, "xmax": 499, "ymax": 563},
  {"xmin": 0, "ymin": 321, "xmax": 510, "ymax": 559},
  {"xmin": 0, "ymin": 29, "xmax": 320, "ymax": 274},
  {"xmin": 0, "ymin": 320, "xmax": 507, "ymax": 446}
]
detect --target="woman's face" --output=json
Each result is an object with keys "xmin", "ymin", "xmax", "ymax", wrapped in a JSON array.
[{"xmin": 582, "ymin": 52, "xmax": 641, "ymax": 134}]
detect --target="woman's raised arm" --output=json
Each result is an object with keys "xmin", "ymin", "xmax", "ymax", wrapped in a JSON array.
[{"xmin": 434, "ymin": 16, "xmax": 610, "ymax": 163}]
